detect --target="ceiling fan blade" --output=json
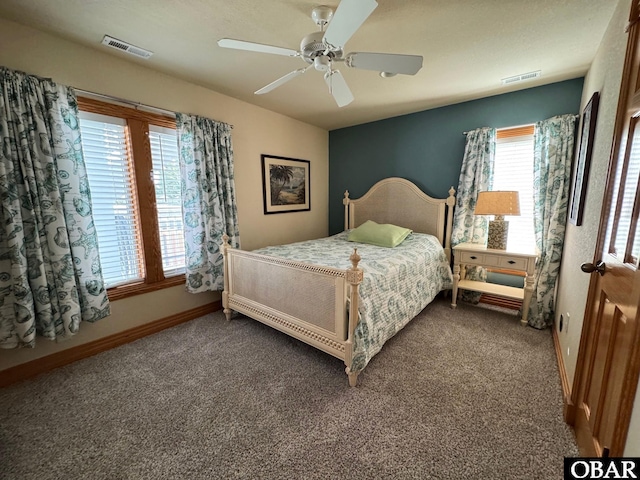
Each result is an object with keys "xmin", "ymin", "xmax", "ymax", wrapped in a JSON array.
[
  {"xmin": 324, "ymin": 70, "xmax": 354, "ymax": 107},
  {"xmin": 346, "ymin": 52, "xmax": 423, "ymax": 75},
  {"xmin": 255, "ymin": 68, "xmax": 309, "ymax": 95},
  {"xmin": 218, "ymin": 38, "xmax": 299, "ymax": 57},
  {"xmin": 322, "ymin": 0, "xmax": 378, "ymax": 48}
]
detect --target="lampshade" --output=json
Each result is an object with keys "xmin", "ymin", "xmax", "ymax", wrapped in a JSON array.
[
  {"xmin": 474, "ymin": 191, "xmax": 521, "ymax": 216},
  {"xmin": 474, "ymin": 191, "xmax": 520, "ymax": 250}
]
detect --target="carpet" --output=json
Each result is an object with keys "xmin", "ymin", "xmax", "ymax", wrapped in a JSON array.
[{"xmin": 0, "ymin": 297, "xmax": 577, "ymax": 479}]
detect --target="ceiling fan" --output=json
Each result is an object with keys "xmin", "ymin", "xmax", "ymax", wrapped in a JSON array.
[{"xmin": 217, "ymin": 0, "xmax": 423, "ymax": 107}]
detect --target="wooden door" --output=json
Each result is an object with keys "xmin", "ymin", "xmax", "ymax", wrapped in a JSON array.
[{"xmin": 572, "ymin": 0, "xmax": 640, "ymax": 457}]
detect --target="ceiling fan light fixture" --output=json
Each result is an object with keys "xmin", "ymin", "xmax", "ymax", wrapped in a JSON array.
[
  {"xmin": 380, "ymin": 71, "xmax": 397, "ymax": 78},
  {"xmin": 314, "ymin": 55, "xmax": 331, "ymax": 72}
]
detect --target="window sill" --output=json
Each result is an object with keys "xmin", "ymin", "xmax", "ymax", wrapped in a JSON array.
[{"xmin": 107, "ymin": 275, "xmax": 186, "ymax": 301}]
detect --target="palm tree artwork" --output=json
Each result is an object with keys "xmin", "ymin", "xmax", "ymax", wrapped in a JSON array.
[
  {"xmin": 261, "ymin": 155, "xmax": 310, "ymax": 213},
  {"xmin": 269, "ymin": 164, "xmax": 304, "ymax": 205}
]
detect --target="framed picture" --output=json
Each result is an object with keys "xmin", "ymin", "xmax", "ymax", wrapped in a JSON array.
[
  {"xmin": 569, "ymin": 91, "xmax": 600, "ymax": 226},
  {"xmin": 261, "ymin": 154, "xmax": 311, "ymax": 214}
]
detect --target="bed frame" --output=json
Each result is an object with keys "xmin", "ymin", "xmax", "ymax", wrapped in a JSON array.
[{"xmin": 220, "ymin": 177, "xmax": 455, "ymax": 386}]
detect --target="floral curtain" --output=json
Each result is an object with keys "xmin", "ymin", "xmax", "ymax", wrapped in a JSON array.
[
  {"xmin": 450, "ymin": 127, "xmax": 495, "ymax": 303},
  {"xmin": 0, "ymin": 67, "xmax": 110, "ymax": 348},
  {"xmin": 528, "ymin": 114, "xmax": 577, "ymax": 329},
  {"xmin": 451, "ymin": 127, "xmax": 496, "ymax": 247},
  {"xmin": 176, "ymin": 113, "xmax": 240, "ymax": 293}
]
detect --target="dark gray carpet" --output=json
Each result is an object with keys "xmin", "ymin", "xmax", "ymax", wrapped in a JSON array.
[{"xmin": 0, "ymin": 298, "xmax": 577, "ymax": 480}]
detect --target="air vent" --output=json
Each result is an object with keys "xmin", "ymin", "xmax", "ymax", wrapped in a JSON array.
[
  {"xmin": 101, "ymin": 35, "xmax": 153, "ymax": 59},
  {"xmin": 501, "ymin": 70, "xmax": 541, "ymax": 85}
]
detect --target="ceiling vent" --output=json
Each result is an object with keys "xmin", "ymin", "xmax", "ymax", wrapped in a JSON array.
[
  {"xmin": 501, "ymin": 70, "xmax": 541, "ymax": 85},
  {"xmin": 101, "ymin": 35, "xmax": 153, "ymax": 59}
]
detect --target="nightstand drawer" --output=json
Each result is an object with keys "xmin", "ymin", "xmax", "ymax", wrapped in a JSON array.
[
  {"xmin": 483, "ymin": 254, "xmax": 503, "ymax": 268},
  {"xmin": 498, "ymin": 256, "xmax": 528, "ymax": 270},
  {"xmin": 459, "ymin": 252, "xmax": 484, "ymax": 264}
]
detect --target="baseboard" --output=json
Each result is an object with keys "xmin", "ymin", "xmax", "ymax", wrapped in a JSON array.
[
  {"xmin": 552, "ymin": 324, "xmax": 575, "ymax": 424},
  {"xmin": 0, "ymin": 301, "xmax": 221, "ymax": 388}
]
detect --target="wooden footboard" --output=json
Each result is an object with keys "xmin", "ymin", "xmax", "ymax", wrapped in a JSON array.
[{"xmin": 221, "ymin": 235, "xmax": 363, "ymax": 386}]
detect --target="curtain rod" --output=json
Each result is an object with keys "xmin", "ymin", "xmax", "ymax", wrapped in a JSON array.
[
  {"xmin": 74, "ymin": 88, "xmax": 176, "ymax": 116},
  {"xmin": 463, "ymin": 117, "xmax": 577, "ymax": 135},
  {"xmin": 74, "ymin": 88, "xmax": 234, "ymax": 128}
]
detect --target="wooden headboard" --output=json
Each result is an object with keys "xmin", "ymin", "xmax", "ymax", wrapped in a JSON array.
[{"xmin": 343, "ymin": 177, "xmax": 456, "ymax": 260}]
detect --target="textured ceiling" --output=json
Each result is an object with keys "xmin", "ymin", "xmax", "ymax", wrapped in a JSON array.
[{"xmin": 0, "ymin": 0, "xmax": 618, "ymax": 130}]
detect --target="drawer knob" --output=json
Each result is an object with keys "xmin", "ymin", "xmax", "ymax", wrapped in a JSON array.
[
  {"xmin": 470, "ymin": 255, "xmax": 477, "ymax": 260},
  {"xmin": 508, "ymin": 260, "xmax": 516, "ymax": 264}
]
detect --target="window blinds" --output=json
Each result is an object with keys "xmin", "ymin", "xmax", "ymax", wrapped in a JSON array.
[
  {"xmin": 79, "ymin": 112, "xmax": 144, "ymax": 287},
  {"xmin": 628, "ymin": 132, "xmax": 640, "ymax": 263},
  {"xmin": 149, "ymin": 125, "xmax": 185, "ymax": 276},
  {"xmin": 493, "ymin": 133, "xmax": 536, "ymax": 251},
  {"xmin": 607, "ymin": 121, "xmax": 640, "ymax": 263}
]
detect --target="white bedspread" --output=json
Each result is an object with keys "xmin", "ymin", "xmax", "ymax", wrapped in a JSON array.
[{"xmin": 253, "ymin": 231, "xmax": 453, "ymax": 373}]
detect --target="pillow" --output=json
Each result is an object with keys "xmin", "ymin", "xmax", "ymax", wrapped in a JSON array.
[{"xmin": 347, "ymin": 220, "xmax": 412, "ymax": 248}]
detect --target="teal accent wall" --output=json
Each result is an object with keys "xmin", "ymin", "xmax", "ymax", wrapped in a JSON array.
[{"xmin": 329, "ymin": 78, "xmax": 584, "ymax": 234}]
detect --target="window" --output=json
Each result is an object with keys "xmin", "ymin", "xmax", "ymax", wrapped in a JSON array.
[
  {"xmin": 493, "ymin": 125, "xmax": 535, "ymax": 251},
  {"xmin": 78, "ymin": 97, "xmax": 185, "ymax": 299},
  {"xmin": 607, "ymin": 118, "xmax": 640, "ymax": 264},
  {"xmin": 149, "ymin": 125, "xmax": 185, "ymax": 276},
  {"xmin": 79, "ymin": 112, "xmax": 143, "ymax": 287}
]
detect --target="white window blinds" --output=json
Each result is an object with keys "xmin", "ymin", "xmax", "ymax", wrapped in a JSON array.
[
  {"xmin": 493, "ymin": 132, "xmax": 536, "ymax": 251},
  {"xmin": 608, "ymin": 120, "xmax": 640, "ymax": 263},
  {"xmin": 79, "ymin": 112, "xmax": 144, "ymax": 287},
  {"xmin": 149, "ymin": 125, "xmax": 185, "ymax": 276}
]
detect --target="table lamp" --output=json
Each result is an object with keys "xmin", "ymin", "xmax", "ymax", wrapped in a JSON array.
[{"xmin": 474, "ymin": 191, "xmax": 520, "ymax": 250}]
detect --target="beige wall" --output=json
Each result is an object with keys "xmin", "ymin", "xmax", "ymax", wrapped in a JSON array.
[
  {"xmin": 555, "ymin": 0, "xmax": 629, "ymax": 386},
  {"xmin": 0, "ymin": 18, "xmax": 328, "ymax": 371},
  {"xmin": 553, "ymin": 0, "xmax": 640, "ymax": 454}
]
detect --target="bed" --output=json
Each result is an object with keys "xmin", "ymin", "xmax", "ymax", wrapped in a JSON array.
[{"xmin": 220, "ymin": 177, "xmax": 456, "ymax": 386}]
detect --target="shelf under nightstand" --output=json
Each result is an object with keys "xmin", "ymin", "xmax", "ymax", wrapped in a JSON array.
[{"xmin": 451, "ymin": 243, "xmax": 538, "ymax": 325}]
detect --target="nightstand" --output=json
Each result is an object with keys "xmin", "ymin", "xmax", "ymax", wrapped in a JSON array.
[{"xmin": 451, "ymin": 242, "xmax": 538, "ymax": 325}]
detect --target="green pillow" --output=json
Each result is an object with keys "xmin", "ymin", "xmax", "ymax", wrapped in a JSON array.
[{"xmin": 347, "ymin": 220, "xmax": 412, "ymax": 248}]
